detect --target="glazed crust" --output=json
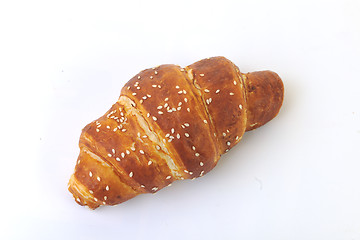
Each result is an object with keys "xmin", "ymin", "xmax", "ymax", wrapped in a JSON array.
[{"xmin": 68, "ymin": 57, "xmax": 284, "ymax": 209}]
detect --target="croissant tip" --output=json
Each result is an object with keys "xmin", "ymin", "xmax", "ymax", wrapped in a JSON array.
[{"xmin": 68, "ymin": 174, "xmax": 101, "ymax": 210}]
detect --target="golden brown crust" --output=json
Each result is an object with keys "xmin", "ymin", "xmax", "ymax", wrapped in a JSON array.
[{"xmin": 68, "ymin": 57, "xmax": 284, "ymax": 209}]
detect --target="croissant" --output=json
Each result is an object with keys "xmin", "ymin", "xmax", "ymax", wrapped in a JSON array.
[{"xmin": 68, "ymin": 56, "xmax": 284, "ymax": 209}]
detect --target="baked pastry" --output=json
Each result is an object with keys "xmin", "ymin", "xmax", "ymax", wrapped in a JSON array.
[{"xmin": 68, "ymin": 56, "xmax": 284, "ymax": 209}]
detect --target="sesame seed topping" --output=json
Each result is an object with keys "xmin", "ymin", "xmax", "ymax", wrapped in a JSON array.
[
  {"xmin": 156, "ymin": 145, "xmax": 160, "ymax": 150},
  {"xmin": 236, "ymin": 136, "xmax": 239, "ymax": 140},
  {"xmin": 148, "ymin": 160, "xmax": 152, "ymax": 165},
  {"xmin": 184, "ymin": 133, "xmax": 190, "ymax": 137},
  {"xmin": 147, "ymin": 94, "xmax": 151, "ymax": 98},
  {"xmin": 183, "ymin": 90, "xmax": 187, "ymax": 94},
  {"xmin": 199, "ymin": 73, "xmax": 205, "ymax": 77},
  {"xmin": 140, "ymin": 185, "xmax": 145, "ymax": 188},
  {"xmin": 165, "ymin": 98, "xmax": 169, "ymax": 101},
  {"xmin": 112, "ymin": 149, "xmax": 115, "ymax": 154},
  {"xmin": 129, "ymin": 172, "xmax": 133, "ymax": 177},
  {"xmin": 195, "ymin": 153, "xmax": 200, "ymax": 157},
  {"xmin": 203, "ymin": 119, "xmax": 208, "ymax": 124},
  {"xmin": 177, "ymin": 107, "xmax": 181, "ymax": 111},
  {"xmin": 154, "ymin": 71, "xmax": 158, "ymax": 75},
  {"xmin": 158, "ymin": 111, "xmax": 163, "ymax": 114},
  {"xmin": 116, "ymin": 157, "xmax": 120, "ymax": 161},
  {"xmin": 122, "ymin": 128, "xmax": 127, "ymax": 132},
  {"xmin": 152, "ymin": 187, "xmax": 158, "ymax": 191},
  {"xmin": 106, "ymin": 185, "xmax": 109, "ymax": 191},
  {"xmin": 164, "ymin": 103, "xmax": 169, "ymax": 108},
  {"xmin": 227, "ymin": 141, "xmax": 231, "ymax": 146},
  {"xmin": 166, "ymin": 176, "xmax": 171, "ymax": 179},
  {"xmin": 152, "ymin": 84, "xmax": 157, "ymax": 88},
  {"xmin": 223, "ymin": 132, "xmax": 226, "ymax": 136},
  {"xmin": 138, "ymin": 76, "xmax": 141, "ymax": 79},
  {"xmin": 96, "ymin": 129, "xmax": 100, "ymax": 132},
  {"xmin": 184, "ymin": 123, "xmax": 190, "ymax": 127},
  {"xmin": 200, "ymin": 161, "xmax": 204, "ymax": 166},
  {"xmin": 180, "ymin": 68, "xmax": 185, "ymax": 72},
  {"xmin": 192, "ymin": 146, "xmax": 196, "ymax": 150},
  {"xmin": 177, "ymin": 133, "xmax": 180, "ymax": 139},
  {"xmin": 104, "ymin": 196, "xmax": 107, "ymax": 200},
  {"xmin": 89, "ymin": 171, "xmax": 93, "ymax": 177},
  {"xmin": 137, "ymin": 86, "xmax": 141, "ymax": 90},
  {"xmin": 132, "ymin": 92, "xmax": 137, "ymax": 96},
  {"xmin": 121, "ymin": 152, "xmax": 125, "ymax": 158},
  {"xmin": 106, "ymin": 126, "xmax": 110, "ymax": 129},
  {"xmin": 157, "ymin": 106, "xmax": 163, "ymax": 109},
  {"xmin": 165, "ymin": 133, "xmax": 170, "ymax": 138},
  {"xmin": 131, "ymin": 147, "xmax": 136, "ymax": 151},
  {"xmin": 171, "ymin": 128, "xmax": 175, "ymax": 134},
  {"xmin": 178, "ymin": 90, "xmax": 183, "ymax": 94},
  {"xmin": 184, "ymin": 170, "xmax": 189, "ymax": 173},
  {"xmin": 150, "ymin": 76, "xmax": 153, "ymax": 79},
  {"xmin": 200, "ymin": 170, "xmax": 205, "ymax": 176},
  {"xmin": 184, "ymin": 98, "xmax": 188, "ymax": 102},
  {"xmin": 152, "ymin": 116, "xmax": 157, "ymax": 121},
  {"xmin": 187, "ymin": 108, "xmax": 190, "ymax": 112},
  {"xmin": 233, "ymin": 80, "xmax": 237, "ymax": 85},
  {"xmin": 139, "ymin": 150, "xmax": 145, "ymax": 154},
  {"xmin": 94, "ymin": 197, "xmax": 98, "ymax": 202},
  {"xmin": 176, "ymin": 86, "xmax": 180, "ymax": 89},
  {"xmin": 204, "ymin": 89, "xmax": 210, "ymax": 93},
  {"xmin": 229, "ymin": 92, "xmax": 234, "ymax": 96},
  {"xmin": 147, "ymin": 113, "xmax": 150, "ymax": 117},
  {"xmin": 89, "ymin": 190, "xmax": 93, "ymax": 194},
  {"xmin": 107, "ymin": 153, "xmax": 112, "ymax": 157},
  {"xmin": 239, "ymin": 104, "xmax": 243, "ymax": 109},
  {"xmin": 142, "ymin": 96, "xmax": 147, "ymax": 100},
  {"xmin": 215, "ymin": 89, "xmax": 220, "ymax": 93},
  {"xmin": 97, "ymin": 176, "xmax": 101, "ymax": 181},
  {"xmin": 178, "ymin": 102, "xmax": 182, "ymax": 106}
]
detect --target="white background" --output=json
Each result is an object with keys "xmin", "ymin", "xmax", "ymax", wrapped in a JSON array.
[{"xmin": 1, "ymin": 0, "xmax": 359, "ymax": 239}]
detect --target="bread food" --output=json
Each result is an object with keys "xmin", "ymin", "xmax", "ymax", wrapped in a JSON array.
[{"xmin": 68, "ymin": 56, "xmax": 284, "ymax": 209}]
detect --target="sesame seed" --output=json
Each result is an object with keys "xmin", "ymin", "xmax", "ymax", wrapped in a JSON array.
[
  {"xmin": 97, "ymin": 176, "xmax": 101, "ymax": 181},
  {"xmin": 132, "ymin": 92, "xmax": 137, "ymax": 96},
  {"xmin": 200, "ymin": 170, "xmax": 205, "ymax": 176},
  {"xmin": 178, "ymin": 102, "xmax": 182, "ymax": 106},
  {"xmin": 178, "ymin": 90, "xmax": 183, "ymax": 94},
  {"xmin": 171, "ymin": 128, "xmax": 175, "ymax": 134},
  {"xmin": 142, "ymin": 96, "xmax": 147, "ymax": 100},
  {"xmin": 152, "ymin": 84, "xmax": 157, "ymax": 88},
  {"xmin": 96, "ymin": 129, "xmax": 100, "ymax": 132},
  {"xmin": 187, "ymin": 108, "xmax": 190, "ymax": 112},
  {"xmin": 150, "ymin": 76, "xmax": 153, "ymax": 79},
  {"xmin": 137, "ymin": 132, "xmax": 141, "ymax": 137},
  {"xmin": 148, "ymin": 160, "xmax": 152, "ymax": 165},
  {"xmin": 138, "ymin": 76, "xmax": 141, "ymax": 79},
  {"xmin": 121, "ymin": 152, "xmax": 125, "ymax": 158},
  {"xmin": 165, "ymin": 133, "xmax": 170, "ymax": 138},
  {"xmin": 154, "ymin": 71, "xmax": 158, "ymax": 75},
  {"xmin": 127, "ymin": 86, "xmax": 130, "ymax": 90},
  {"xmin": 116, "ymin": 157, "xmax": 120, "ymax": 161},
  {"xmin": 177, "ymin": 133, "xmax": 180, "ymax": 139},
  {"xmin": 184, "ymin": 170, "xmax": 189, "ymax": 173},
  {"xmin": 200, "ymin": 161, "xmax": 204, "ymax": 166},
  {"xmin": 164, "ymin": 103, "xmax": 168, "ymax": 108},
  {"xmin": 204, "ymin": 119, "xmax": 208, "ymax": 124},
  {"xmin": 168, "ymin": 139, "xmax": 173, "ymax": 142},
  {"xmin": 166, "ymin": 176, "xmax": 171, "ymax": 179},
  {"xmin": 104, "ymin": 196, "xmax": 107, "ymax": 200},
  {"xmin": 229, "ymin": 92, "xmax": 234, "ymax": 96},
  {"xmin": 192, "ymin": 146, "xmax": 196, "ymax": 150},
  {"xmin": 106, "ymin": 185, "xmax": 109, "ymax": 191},
  {"xmin": 107, "ymin": 153, "xmax": 112, "ymax": 157},
  {"xmin": 183, "ymin": 90, "xmax": 187, "ymax": 94},
  {"xmin": 233, "ymin": 80, "xmax": 237, "ymax": 85},
  {"xmin": 152, "ymin": 116, "xmax": 157, "ymax": 121},
  {"xmin": 184, "ymin": 98, "xmax": 188, "ymax": 102},
  {"xmin": 137, "ymin": 86, "xmax": 141, "ymax": 90},
  {"xmin": 180, "ymin": 68, "xmax": 185, "ymax": 72},
  {"xmin": 158, "ymin": 85, "xmax": 161, "ymax": 88},
  {"xmin": 156, "ymin": 145, "xmax": 160, "ymax": 150},
  {"xmin": 177, "ymin": 107, "xmax": 181, "ymax": 111},
  {"xmin": 89, "ymin": 171, "xmax": 93, "ymax": 177},
  {"xmin": 131, "ymin": 147, "xmax": 136, "ymax": 151},
  {"xmin": 165, "ymin": 98, "xmax": 169, "ymax": 101},
  {"xmin": 147, "ymin": 113, "xmax": 150, "ymax": 117},
  {"xmin": 147, "ymin": 94, "xmax": 151, "ymax": 98},
  {"xmin": 122, "ymin": 129, "xmax": 127, "ymax": 132},
  {"xmin": 236, "ymin": 136, "xmax": 239, "ymax": 140},
  {"xmin": 129, "ymin": 172, "xmax": 133, "ymax": 177},
  {"xmin": 152, "ymin": 187, "xmax": 158, "ymax": 191},
  {"xmin": 158, "ymin": 111, "xmax": 163, "ymax": 114},
  {"xmin": 227, "ymin": 141, "xmax": 231, "ymax": 146},
  {"xmin": 140, "ymin": 185, "xmax": 145, "ymax": 188},
  {"xmin": 157, "ymin": 105, "xmax": 163, "ymax": 109},
  {"xmin": 176, "ymin": 86, "xmax": 180, "ymax": 89},
  {"xmin": 112, "ymin": 149, "xmax": 115, "ymax": 154},
  {"xmin": 215, "ymin": 89, "xmax": 220, "ymax": 93},
  {"xmin": 239, "ymin": 104, "xmax": 243, "ymax": 109},
  {"xmin": 139, "ymin": 150, "xmax": 144, "ymax": 154},
  {"xmin": 106, "ymin": 126, "xmax": 110, "ymax": 129},
  {"xmin": 94, "ymin": 198, "xmax": 98, "ymax": 202},
  {"xmin": 199, "ymin": 73, "xmax": 205, "ymax": 77},
  {"xmin": 223, "ymin": 132, "xmax": 226, "ymax": 136},
  {"xmin": 113, "ymin": 128, "xmax": 117, "ymax": 132},
  {"xmin": 225, "ymin": 149, "xmax": 229, "ymax": 152},
  {"xmin": 184, "ymin": 123, "xmax": 189, "ymax": 127},
  {"xmin": 184, "ymin": 133, "xmax": 190, "ymax": 137},
  {"xmin": 195, "ymin": 153, "xmax": 200, "ymax": 157},
  {"xmin": 204, "ymin": 89, "xmax": 210, "ymax": 93}
]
